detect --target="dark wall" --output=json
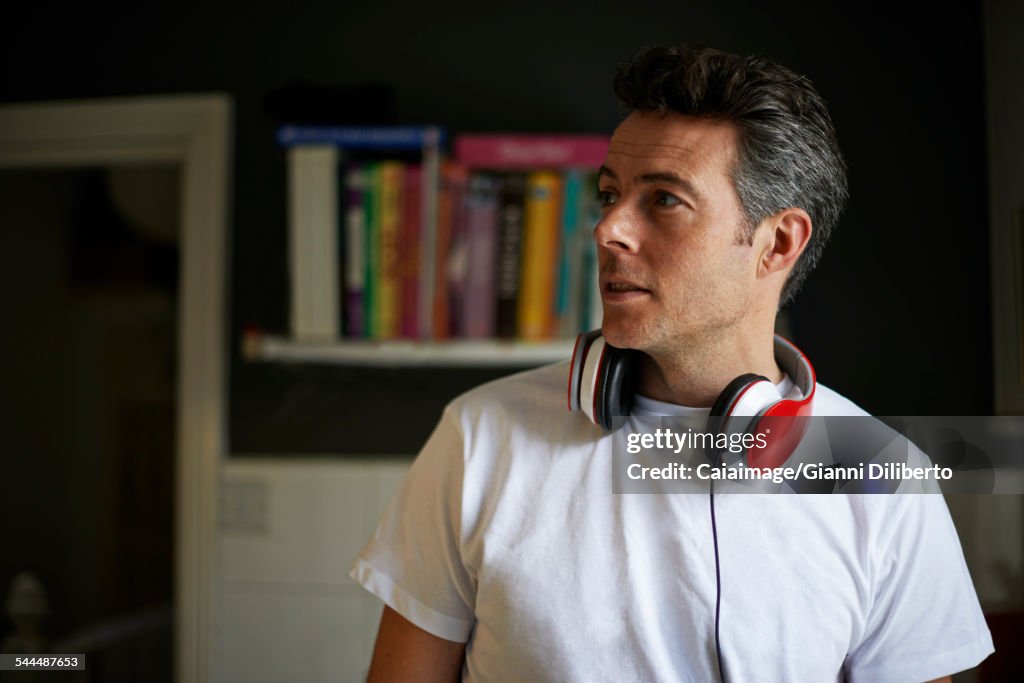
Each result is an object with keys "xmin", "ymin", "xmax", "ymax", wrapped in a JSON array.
[{"xmin": 1, "ymin": 1, "xmax": 992, "ymax": 452}]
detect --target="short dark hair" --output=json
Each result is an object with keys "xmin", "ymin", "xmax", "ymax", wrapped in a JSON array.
[{"xmin": 613, "ymin": 45, "xmax": 847, "ymax": 306}]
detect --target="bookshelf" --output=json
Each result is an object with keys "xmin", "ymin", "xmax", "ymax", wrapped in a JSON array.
[
  {"xmin": 255, "ymin": 127, "xmax": 608, "ymax": 370},
  {"xmin": 244, "ymin": 334, "xmax": 574, "ymax": 367}
]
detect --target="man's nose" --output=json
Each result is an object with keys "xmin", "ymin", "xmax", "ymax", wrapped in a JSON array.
[{"xmin": 593, "ymin": 203, "xmax": 640, "ymax": 253}]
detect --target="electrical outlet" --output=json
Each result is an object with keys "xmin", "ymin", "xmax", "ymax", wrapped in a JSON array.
[{"xmin": 220, "ymin": 477, "xmax": 270, "ymax": 533}]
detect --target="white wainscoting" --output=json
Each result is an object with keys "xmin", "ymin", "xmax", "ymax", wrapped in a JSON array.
[{"xmin": 217, "ymin": 457, "xmax": 411, "ymax": 683}]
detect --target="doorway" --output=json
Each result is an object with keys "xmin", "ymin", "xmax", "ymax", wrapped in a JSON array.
[
  {"xmin": 0, "ymin": 96, "xmax": 230, "ymax": 683},
  {"xmin": 0, "ymin": 165, "xmax": 178, "ymax": 680}
]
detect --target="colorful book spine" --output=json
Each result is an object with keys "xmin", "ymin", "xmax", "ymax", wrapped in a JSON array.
[
  {"xmin": 343, "ymin": 164, "xmax": 366, "ymax": 338},
  {"xmin": 556, "ymin": 170, "xmax": 582, "ymax": 336},
  {"xmin": 454, "ymin": 134, "xmax": 609, "ymax": 169},
  {"xmin": 581, "ymin": 172, "xmax": 603, "ymax": 331},
  {"xmin": 495, "ymin": 173, "xmax": 526, "ymax": 338},
  {"xmin": 375, "ymin": 161, "xmax": 404, "ymax": 339},
  {"xmin": 462, "ymin": 173, "xmax": 500, "ymax": 338},
  {"xmin": 362, "ymin": 162, "xmax": 379, "ymax": 338},
  {"xmin": 432, "ymin": 162, "xmax": 467, "ymax": 339},
  {"xmin": 517, "ymin": 171, "xmax": 563, "ymax": 340},
  {"xmin": 417, "ymin": 127, "xmax": 442, "ymax": 339},
  {"xmin": 445, "ymin": 167, "xmax": 470, "ymax": 340},
  {"xmin": 400, "ymin": 165, "xmax": 423, "ymax": 338}
]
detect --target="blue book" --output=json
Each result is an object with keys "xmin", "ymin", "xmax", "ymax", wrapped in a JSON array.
[
  {"xmin": 277, "ymin": 125, "xmax": 446, "ymax": 150},
  {"xmin": 556, "ymin": 170, "xmax": 582, "ymax": 336}
]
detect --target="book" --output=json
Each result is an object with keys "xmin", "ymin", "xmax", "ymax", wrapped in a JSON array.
[
  {"xmin": 278, "ymin": 125, "xmax": 445, "ymax": 150},
  {"xmin": 342, "ymin": 164, "xmax": 367, "ymax": 338},
  {"xmin": 556, "ymin": 170, "xmax": 605, "ymax": 336},
  {"xmin": 517, "ymin": 171, "xmax": 563, "ymax": 340},
  {"xmin": 376, "ymin": 161, "xmax": 405, "ymax": 339},
  {"xmin": 417, "ymin": 127, "xmax": 443, "ymax": 339},
  {"xmin": 287, "ymin": 144, "xmax": 340, "ymax": 340},
  {"xmin": 582, "ymin": 174, "xmax": 603, "ymax": 332},
  {"xmin": 495, "ymin": 173, "xmax": 526, "ymax": 338},
  {"xmin": 432, "ymin": 162, "xmax": 467, "ymax": 339},
  {"xmin": 556, "ymin": 170, "xmax": 581, "ymax": 336},
  {"xmin": 454, "ymin": 134, "xmax": 608, "ymax": 169},
  {"xmin": 445, "ymin": 166, "xmax": 471, "ymax": 339},
  {"xmin": 362, "ymin": 162, "xmax": 379, "ymax": 337},
  {"xmin": 399, "ymin": 165, "xmax": 423, "ymax": 338},
  {"xmin": 461, "ymin": 173, "xmax": 501, "ymax": 338}
]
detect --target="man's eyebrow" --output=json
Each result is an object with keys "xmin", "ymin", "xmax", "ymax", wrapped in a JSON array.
[
  {"xmin": 637, "ymin": 171, "xmax": 702, "ymax": 201},
  {"xmin": 598, "ymin": 165, "xmax": 701, "ymax": 202}
]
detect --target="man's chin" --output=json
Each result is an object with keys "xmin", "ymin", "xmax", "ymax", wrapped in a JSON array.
[{"xmin": 599, "ymin": 324, "xmax": 646, "ymax": 351}]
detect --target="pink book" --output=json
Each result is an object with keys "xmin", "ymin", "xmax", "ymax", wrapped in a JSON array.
[
  {"xmin": 461, "ymin": 173, "xmax": 500, "ymax": 338},
  {"xmin": 454, "ymin": 134, "xmax": 609, "ymax": 169}
]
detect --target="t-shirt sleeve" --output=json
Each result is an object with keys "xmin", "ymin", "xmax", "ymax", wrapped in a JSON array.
[
  {"xmin": 844, "ymin": 494, "xmax": 994, "ymax": 682},
  {"xmin": 349, "ymin": 407, "xmax": 476, "ymax": 643}
]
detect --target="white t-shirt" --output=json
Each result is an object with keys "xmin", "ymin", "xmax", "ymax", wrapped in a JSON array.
[{"xmin": 351, "ymin": 362, "xmax": 993, "ymax": 682}]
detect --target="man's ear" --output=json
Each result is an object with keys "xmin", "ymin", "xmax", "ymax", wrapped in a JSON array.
[{"xmin": 758, "ymin": 208, "xmax": 812, "ymax": 277}]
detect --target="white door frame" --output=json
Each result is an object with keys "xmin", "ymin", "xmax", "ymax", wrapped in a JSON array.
[{"xmin": 0, "ymin": 95, "xmax": 231, "ymax": 683}]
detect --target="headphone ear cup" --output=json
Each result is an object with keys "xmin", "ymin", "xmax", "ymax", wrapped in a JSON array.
[
  {"xmin": 597, "ymin": 345, "xmax": 637, "ymax": 430},
  {"xmin": 747, "ymin": 399, "xmax": 812, "ymax": 470},
  {"xmin": 577, "ymin": 335, "xmax": 609, "ymax": 427},
  {"xmin": 568, "ymin": 330, "xmax": 602, "ymax": 413},
  {"xmin": 568, "ymin": 332, "xmax": 638, "ymax": 431},
  {"xmin": 707, "ymin": 373, "xmax": 770, "ymax": 434},
  {"xmin": 706, "ymin": 373, "xmax": 781, "ymax": 464}
]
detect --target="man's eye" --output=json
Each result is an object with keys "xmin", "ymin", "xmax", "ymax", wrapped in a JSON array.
[
  {"xmin": 598, "ymin": 189, "xmax": 617, "ymax": 206},
  {"xmin": 653, "ymin": 190, "xmax": 682, "ymax": 207}
]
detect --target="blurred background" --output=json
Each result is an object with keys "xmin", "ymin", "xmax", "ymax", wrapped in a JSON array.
[{"xmin": 0, "ymin": 0, "xmax": 1021, "ymax": 681}]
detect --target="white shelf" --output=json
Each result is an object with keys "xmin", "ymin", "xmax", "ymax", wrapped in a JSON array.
[{"xmin": 244, "ymin": 334, "xmax": 575, "ymax": 367}]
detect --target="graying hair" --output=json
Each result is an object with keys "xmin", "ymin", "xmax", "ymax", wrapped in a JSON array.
[{"xmin": 613, "ymin": 45, "xmax": 848, "ymax": 306}]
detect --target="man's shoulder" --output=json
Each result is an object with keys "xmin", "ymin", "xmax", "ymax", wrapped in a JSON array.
[
  {"xmin": 440, "ymin": 361, "xmax": 592, "ymax": 460},
  {"xmin": 812, "ymin": 382, "xmax": 870, "ymax": 416},
  {"xmin": 448, "ymin": 361, "xmax": 570, "ymax": 421}
]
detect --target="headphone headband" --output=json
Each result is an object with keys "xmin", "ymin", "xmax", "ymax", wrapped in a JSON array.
[{"xmin": 772, "ymin": 335, "xmax": 815, "ymax": 410}]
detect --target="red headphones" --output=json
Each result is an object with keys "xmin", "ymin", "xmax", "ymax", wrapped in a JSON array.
[{"xmin": 567, "ymin": 331, "xmax": 817, "ymax": 468}]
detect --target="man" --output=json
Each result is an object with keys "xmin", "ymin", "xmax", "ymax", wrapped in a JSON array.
[{"xmin": 350, "ymin": 46, "xmax": 993, "ymax": 681}]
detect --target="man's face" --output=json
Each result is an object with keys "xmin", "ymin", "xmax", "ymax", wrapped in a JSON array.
[{"xmin": 596, "ymin": 111, "xmax": 761, "ymax": 355}]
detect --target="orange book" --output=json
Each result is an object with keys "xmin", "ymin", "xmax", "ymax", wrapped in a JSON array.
[{"xmin": 517, "ymin": 171, "xmax": 563, "ymax": 340}]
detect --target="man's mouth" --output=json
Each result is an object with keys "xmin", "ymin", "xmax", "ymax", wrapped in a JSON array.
[
  {"xmin": 602, "ymin": 279, "xmax": 651, "ymax": 300},
  {"xmin": 606, "ymin": 282, "xmax": 648, "ymax": 293}
]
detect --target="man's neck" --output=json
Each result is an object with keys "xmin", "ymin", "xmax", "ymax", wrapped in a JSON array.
[{"xmin": 636, "ymin": 329, "xmax": 784, "ymax": 408}]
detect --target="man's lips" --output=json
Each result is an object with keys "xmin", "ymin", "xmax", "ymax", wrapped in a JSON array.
[
  {"xmin": 601, "ymin": 278, "xmax": 651, "ymax": 300},
  {"xmin": 605, "ymin": 281, "xmax": 648, "ymax": 291}
]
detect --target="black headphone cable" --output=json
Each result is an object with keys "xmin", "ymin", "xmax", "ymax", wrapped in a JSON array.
[{"xmin": 710, "ymin": 478, "xmax": 728, "ymax": 683}]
